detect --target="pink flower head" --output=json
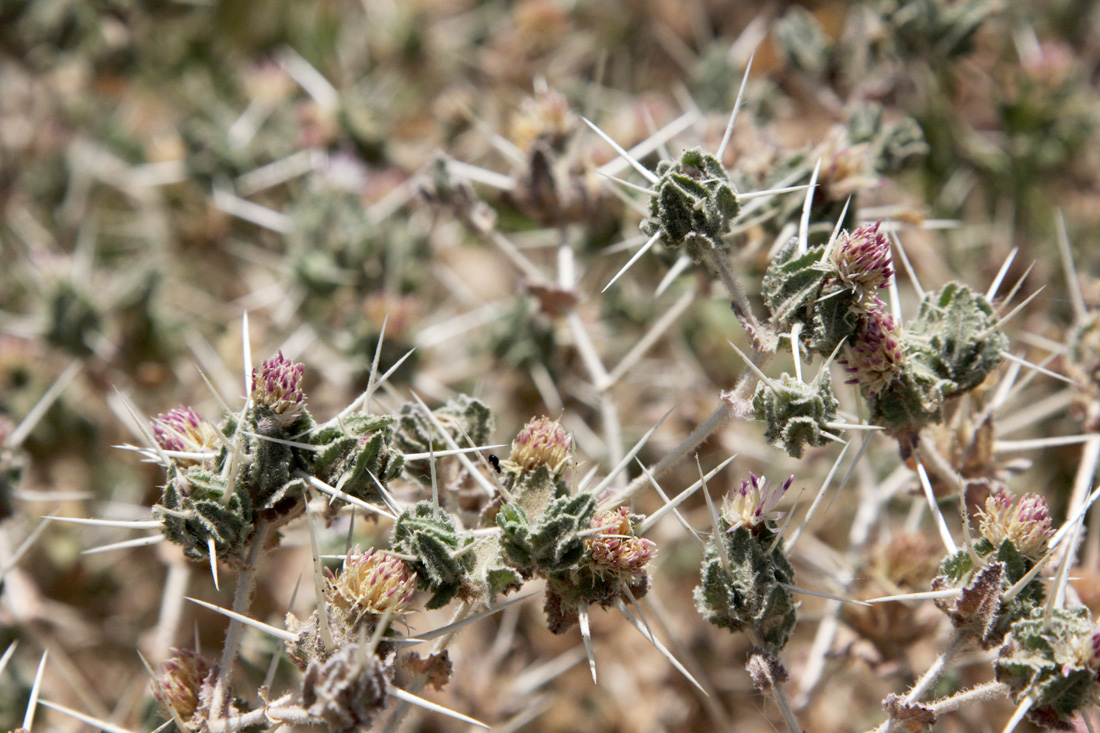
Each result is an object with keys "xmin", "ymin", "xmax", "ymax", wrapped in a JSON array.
[
  {"xmin": 723, "ymin": 473, "xmax": 794, "ymax": 531},
  {"xmin": 842, "ymin": 307, "xmax": 904, "ymax": 397},
  {"xmin": 151, "ymin": 407, "xmax": 220, "ymax": 464},
  {"xmin": 831, "ymin": 221, "xmax": 895, "ymax": 308},
  {"xmin": 325, "ymin": 548, "xmax": 417, "ymax": 617},
  {"xmin": 251, "ymin": 351, "xmax": 306, "ymax": 423},
  {"xmin": 510, "ymin": 416, "xmax": 572, "ymax": 472},
  {"xmin": 977, "ymin": 490, "xmax": 1054, "ymax": 561},
  {"xmin": 586, "ymin": 506, "xmax": 657, "ymax": 574},
  {"xmin": 152, "ymin": 648, "xmax": 211, "ymax": 722}
]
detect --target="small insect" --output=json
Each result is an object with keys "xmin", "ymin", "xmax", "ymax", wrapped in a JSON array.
[{"xmin": 488, "ymin": 453, "xmax": 502, "ymax": 473}]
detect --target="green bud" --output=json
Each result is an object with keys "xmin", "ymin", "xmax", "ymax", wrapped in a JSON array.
[
  {"xmin": 752, "ymin": 371, "xmax": 839, "ymax": 458},
  {"xmin": 641, "ymin": 148, "xmax": 740, "ymax": 263},
  {"xmin": 695, "ymin": 526, "xmax": 797, "ymax": 655},
  {"xmin": 391, "ymin": 502, "xmax": 474, "ymax": 609}
]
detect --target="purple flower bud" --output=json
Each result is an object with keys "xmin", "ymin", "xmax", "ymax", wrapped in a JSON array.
[
  {"xmin": 152, "ymin": 648, "xmax": 211, "ymax": 723},
  {"xmin": 325, "ymin": 547, "xmax": 417, "ymax": 616},
  {"xmin": 723, "ymin": 473, "xmax": 793, "ymax": 531},
  {"xmin": 151, "ymin": 407, "xmax": 220, "ymax": 465},
  {"xmin": 978, "ymin": 490, "xmax": 1054, "ymax": 561},
  {"xmin": 510, "ymin": 416, "xmax": 572, "ymax": 472},
  {"xmin": 831, "ymin": 221, "xmax": 895, "ymax": 308},
  {"xmin": 250, "ymin": 351, "xmax": 306, "ymax": 424},
  {"xmin": 587, "ymin": 506, "xmax": 657, "ymax": 574},
  {"xmin": 842, "ymin": 307, "xmax": 904, "ymax": 397}
]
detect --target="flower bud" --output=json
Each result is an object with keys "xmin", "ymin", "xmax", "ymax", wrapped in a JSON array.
[
  {"xmin": 978, "ymin": 490, "xmax": 1054, "ymax": 561},
  {"xmin": 586, "ymin": 506, "xmax": 656, "ymax": 574},
  {"xmin": 510, "ymin": 416, "xmax": 572, "ymax": 473},
  {"xmin": 151, "ymin": 407, "xmax": 221, "ymax": 465},
  {"xmin": 831, "ymin": 222, "xmax": 894, "ymax": 306},
  {"xmin": 722, "ymin": 473, "xmax": 793, "ymax": 532},
  {"xmin": 325, "ymin": 548, "xmax": 417, "ymax": 617},
  {"xmin": 843, "ymin": 308, "xmax": 904, "ymax": 397},
  {"xmin": 152, "ymin": 648, "xmax": 211, "ymax": 724},
  {"xmin": 250, "ymin": 351, "xmax": 306, "ymax": 424}
]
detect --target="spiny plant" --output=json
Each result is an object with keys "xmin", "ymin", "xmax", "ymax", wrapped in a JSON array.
[{"xmin": 4, "ymin": 2, "xmax": 1100, "ymax": 732}]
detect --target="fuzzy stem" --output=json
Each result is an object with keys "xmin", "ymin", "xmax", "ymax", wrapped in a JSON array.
[
  {"xmin": 875, "ymin": 629, "xmax": 968, "ymax": 733},
  {"xmin": 926, "ymin": 680, "xmax": 1010, "ymax": 717},
  {"xmin": 702, "ymin": 244, "xmax": 762, "ymax": 343},
  {"xmin": 771, "ymin": 674, "xmax": 803, "ymax": 733},
  {"xmin": 210, "ymin": 519, "xmax": 270, "ymax": 722},
  {"xmin": 207, "ymin": 693, "xmax": 296, "ymax": 732}
]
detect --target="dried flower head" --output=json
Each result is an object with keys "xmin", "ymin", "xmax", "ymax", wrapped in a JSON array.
[
  {"xmin": 831, "ymin": 222, "xmax": 894, "ymax": 307},
  {"xmin": 586, "ymin": 506, "xmax": 657, "ymax": 574},
  {"xmin": 152, "ymin": 648, "xmax": 211, "ymax": 724},
  {"xmin": 510, "ymin": 88, "xmax": 575, "ymax": 152},
  {"xmin": 722, "ymin": 473, "xmax": 793, "ymax": 532},
  {"xmin": 843, "ymin": 308, "xmax": 905, "ymax": 397},
  {"xmin": 250, "ymin": 351, "xmax": 306, "ymax": 424},
  {"xmin": 978, "ymin": 490, "xmax": 1054, "ymax": 561},
  {"xmin": 510, "ymin": 416, "xmax": 572, "ymax": 472},
  {"xmin": 151, "ymin": 407, "xmax": 221, "ymax": 465},
  {"xmin": 325, "ymin": 548, "xmax": 417, "ymax": 618}
]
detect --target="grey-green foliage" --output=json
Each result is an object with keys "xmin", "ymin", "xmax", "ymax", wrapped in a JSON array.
[
  {"xmin": 641, "ymin": 148, "xmax": 740, "ymax": 263},
  {"xmin": 774, "ymin": 6, "xmax": 831, "ymax": 79},
  {"xmin": 396, "ymin": 395, "xmax": 494, "ymax": 485},
  {"xmin": 391, "ymin": 501, "xmax": 474, "ymax": 609},
  {"xmin": 761, "ymin": 239, "xmax": 860, "ymax": 356},
  {"xmin": 0, "ymin": 446, "xmax": 23, "ymax": 522},
  {"xmin": 497, "ymin": 492, "xmax": 596, "ymax": 574},
  {"xmin": 933, "ymin": 542, "xmax": 1045, "ymax": 647},
  {"xmin": 156, "ymin": 468, "xmax": 257, "ymax": 566},
  {"xmin": 847, "ymin": 103, "xmax": 930, "ymax": 174},
  {"xmin": 868, "ymin": 282, "xmax": 1006, "ymax": 434},
  {"xmin": 752, "ymin": 371, "xmax": 840, "ymax": 459},
  {"xmin": 695, "ymin": 526, "xmax": 797, "ymax": 655},
  {"xmin": 995, "ymin": 606, "xmax": 1099, "ymax": 729},
  {"xmin": 311, "ymin": 415, "xmax": 405, "ymax": 504}
]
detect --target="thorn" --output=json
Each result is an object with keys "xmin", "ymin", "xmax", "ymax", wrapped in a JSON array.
[
  {"xmin": 1055, "ymin": 209, "xmax": 1088, "ymax": 323},
  {"xmin": 915, "ymin": 459, "xmax": 958, "ymax": 555},
  {"xmin": 796, "ymin": 159, "xmax": 822, "ymax": 256},
  {"xmin": 595, "ymin": 170, "xmax": 656, "ymax": 195},
  {"xmin": 42, "ymin": 516, "xmax": 164, "ymax": 529},
  {"xmin": 888, "ymin": 226, "xmax": 924, "ymax": 298},
  {"xmin": 207, "ymin": 538, "xmax": 220, "ymax": 591},
  {"xmin": 986, "ymin": 247, "xmax": 1019, "ymax": 301},
  {"xmin": 588, "ymin": 406, "xmax": 674, "ymax": 499},
  {"xmin": 23, "ymin": 649, "xmax": 48, "ymax": 731},
  {"xmin": 35, "ymin": 701, "xmax": 138, "ymax": 733},
  {"xmin": 786, "ymin": 442, "xmax": 851, "ymax": 552},
  {"xmin": 389, "ymin": 687, "xmax": 489, "ymax": 728},
  {"xmin": 581, "ymin": 116, "xmax": 659, "ymax": 184},
  {"xmin": 603, "ymin": 231, "xmax": 663, "ymax": 292},
  {"xmin": 699, "ymin": 457, "xmax": 732, "ymax": 575},
  {"xmin": 7, "ymin": 360, "xmax": 82, "ymax": 448},
  {"xmin": 781, "ymin": 583, "xmax": 869, "ymax": 606},
  {"xmin": 736, "ymin": 183, "xmax": 814, "ymax": 201},
  {"xmin": 185, "ymin": 597, "xmax": 297, "ymax": 642},
  {"xmin": 655, "ymin": 254, "xmax": 691, "ymax": 296},
  {"xmin": 818, "ymin": 197, "xmax": 853, "ymax": 265},
  {"xmin": 578, "ymin": 608, "xmax": 598, "ymax": 684},
  {"xmin": 80, "ymin": 534, "xmax": 164, "ymax": 555},
  {"xmin": 716, "ymin": 51, "xmax": 755, "ymax": 162},
  {"xmin": 727, "ymin": 339, "xmax": 775, "ymax": 391},
  {"xmin": 998, "ymin": 350, "xmax": 1076, "ymax": 386}
]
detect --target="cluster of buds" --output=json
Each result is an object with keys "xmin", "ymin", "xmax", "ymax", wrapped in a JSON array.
[
  {"xmin": 722, "ymin": 473, "xmax": 793, "ymax": 533},
  {"xmin": 250, "ymin": 351, "xmax": 306, "ymax": 426},
  {"xmin": 977, "ymin": 490, "xmax": 1054, "ymax": 562},
  {"xmin": 829, "ymin": 222, "xmax": 894, "ymax": 309},
  {"xmin": 325, "ymin": 548, "xmax": 417, "ymax": 619},
  {"xmin": 510, "ymin": 415, "xmax": 572, "ymax": 474},
  {"xmin": 842, "ymin": 308, "xmax": 905, "ymax": 397},
  {"xmin": 151, "ymin": 407, "xmax": 221, "ymax": 466},
  {"xmin": 586, "ymin": 506, "xmax": 657, "ymax": 575},
  {"xmin": 752, "ymin": 372, "xmax": 839, "ymax": 459}
]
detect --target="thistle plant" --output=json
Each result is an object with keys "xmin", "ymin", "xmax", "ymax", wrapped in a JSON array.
[{"xmin": 6, "ymin": 3, "xmax": 1100, "ymax": 733}]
